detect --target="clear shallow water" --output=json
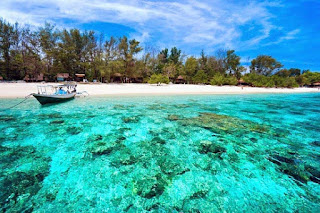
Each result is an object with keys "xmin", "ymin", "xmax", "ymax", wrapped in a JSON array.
[{"xmin": 0, "ymin": 93, "xmax": 320, "ymax": 212}]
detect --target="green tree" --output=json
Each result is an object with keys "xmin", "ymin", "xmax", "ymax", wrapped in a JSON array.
[
  {"xmin": 243, "ymin": 73, "xmax": 275, "ymax": 87},
  {"xmin": 192, "ymin": 70, "xmax": 208, "ymax": 84},
  {"xmin": 295, "ymin": 75, "xmax": 306, "ymax": 86},
  {"xmin": 225, "ymin": 75, "xmax": 238, "ymax": 85},
  {"xmin": 199, "ymin": 50, "xmax": 207, "ymax": 71},
  {"xmin": 275, "ymin": 69, "xmax": 290, "ymax": 77},
  {"xmin": 102, "ymin": 36, "xmax": 119, "ymax": 81},
  {"xmin": 210, "ymin": 74, "xmax": 225, "ymax": 86},
  {"xmin": 163, "ymin": 63, "xmax": 178, "ymax": 79},
  {"xmin": 302, "ymin": 71, "xmax": 320, "ymax": 85},
  {"xmin": 159, "ymin": 48, "xmax": 168, "ymax": 64},
  {"xmin": 216, "ymin": 49, "xmax": 227, "ymax": 74},
  {"xmin": 118, "ymin": 36, "xmax": 143, "ymax": 78},
  {"xmin": 0, "ymin": 19, "xmax": 19, "ymax": 79},
  {"xmin": 288, "ymin": 68, "xmax": 301, "ymax": 76},
  {"xmin": 39, "ymin": 22, "xmax": 59, "ymax": 80},
  {"xmin": 285, "ymin": 77, "xmax": 299, "ymax": 88},
  {"xmin": 19, "ymin": 27, "xmax": 43, "ymax": 80},
  {"xmin": 226, "ymin": 50, "xmax": 240, "ymax": 76},
  {"xmin": 210, "ymin": 74, "xmax": 237, "ymax": 86},
  {"xmin": 184, "ymin": 56, "xmax": 198, "ymax": 83},
  {"xmin": 250, "ymin": 55, "xmax": 283, "ymax": 76},
  {"xmin": 148, "ymin": 74, "xmax": 169, "ymax": 84},
  {"xmin": 276, "ymin": 68, "xmax": 301, "ymax": 78},
  {"xmin": 169, "ymin": 47, "xmax": 181, "ymax": 65},
  {"xmin": 206, "ymin": 56, "xmax": 222, "ymax": 78}
]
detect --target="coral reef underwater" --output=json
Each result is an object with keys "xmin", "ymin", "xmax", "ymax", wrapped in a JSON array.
[{"xmin": 0, "ymin": 93, "xmax": 320, "ymax": 212}]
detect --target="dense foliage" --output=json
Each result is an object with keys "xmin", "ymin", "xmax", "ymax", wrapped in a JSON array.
[
  {"xmin": 242, "ymin": 74, "xmax": 299, "ymax": 88},
  {"xmin": 210, "ymin": 74, "xmax": 237, "ymax": 86},
  {"xmin": 0, "ymin": 19, "xmax": 319, "ymax": 87},
  {"xmin": 148, "ymin": 74, "xmax": 169, "ymax": 84}
]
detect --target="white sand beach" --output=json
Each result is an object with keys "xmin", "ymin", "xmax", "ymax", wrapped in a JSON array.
[{"xmin": 0, "ymin": 83, "xmax": 319, "ymax": 98}]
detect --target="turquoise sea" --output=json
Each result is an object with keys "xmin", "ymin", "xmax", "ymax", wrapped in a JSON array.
[{"xmin": 0, "ymin": 93, "xmax": 320, "ymax": 212}]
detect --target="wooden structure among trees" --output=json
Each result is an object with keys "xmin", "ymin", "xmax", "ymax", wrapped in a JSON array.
[
  {"xmin": 75, "ymin": 74, "xmax": 85, "ymax": 82},
  {"xmin": 24, "ymin": 73, "xmax": 44, "ymax": 82},
  {"xmin": 310, "ymin": 82, "xmax": 320, "ymax": 87},
  {"xmin": 175, "ymin": 75, "xmax": 186, "ymax": 84},
  {"xmin": 57, "ymin": 73, "xmax": 71, "ymax": 82},
  {"xmin": 237, "ymin": 79, "xmax": 251, "ymax": 86},
  {"xmin": 111, "ymin": 73, "xmax": 123, "ymax": 83}
]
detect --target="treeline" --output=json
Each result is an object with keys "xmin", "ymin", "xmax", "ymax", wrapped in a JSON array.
[{"xmin": 1, "ymin": 19, "xmax": 319, "ymax": 87}]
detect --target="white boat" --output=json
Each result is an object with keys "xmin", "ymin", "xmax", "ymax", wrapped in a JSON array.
[{"xmin": 32, "ymin": 83, "xmax": 77, "ymax": 105}]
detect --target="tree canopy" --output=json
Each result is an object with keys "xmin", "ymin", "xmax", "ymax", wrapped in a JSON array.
[{"xmin": 250, "ymin": 55, "xmax": 283, "ymax": 76}]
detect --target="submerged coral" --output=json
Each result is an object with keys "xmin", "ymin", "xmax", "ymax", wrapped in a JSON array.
[
  {"xmin": 268, "ymin": 154, "xmax": 320, "ymax": 184},
  {"xmin": 66, "ymin": 126, "xmax": 82, "ymax": 135},
  {"xmin": 0, "ymin": 146, "xmax": 50, "ymax": 212},
  {"xmin": 1, "ymin": 93, "xmax": 320, "ymax": 212},
  {"xmin": 177, "ymin": 112, "xmax": 273, "ymax": 136},
  {"xmin": 122, "ymin": 116, "xmax": 140, "ymax": 123}
]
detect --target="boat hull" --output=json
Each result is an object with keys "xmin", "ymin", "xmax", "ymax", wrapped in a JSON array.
[{"xmin": 32, "ymin": 93, "xmax": 76, "ymax": 105}]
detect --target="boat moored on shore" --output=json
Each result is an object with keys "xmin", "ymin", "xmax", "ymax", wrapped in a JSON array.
[{"xmin": 32, "ymin": 82, "xmax": 77, "ymax": 105}]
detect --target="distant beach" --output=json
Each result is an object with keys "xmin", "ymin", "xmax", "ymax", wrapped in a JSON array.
[{"xmin": 0, "ymin": 83, "xmax": 319, "ymax": 98}]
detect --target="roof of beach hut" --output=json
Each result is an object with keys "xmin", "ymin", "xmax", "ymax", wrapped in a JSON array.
[
  {"xmin": 177, "ymin": 75, "xmax": 184, "ymax": 80},
  {"xmin": 75, "ymin": 73, "xmax": 85, "ymax": 77},
  {"xmin": 113, "ymin": 73, "xmax": 122, "ymax": 77},
  {"xmin": 57, "ymin": 73, "xmax": 70, "ymax": 78},
  {"xmin": 312, "ymin": 82, "xmax": 320, "ymax": 86},
  {"xmin": 0, "ymin": 76, "xmax": 3, "ymax": 80}
]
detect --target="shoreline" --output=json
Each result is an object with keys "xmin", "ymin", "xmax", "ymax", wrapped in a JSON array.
[{"xmin": 0, "ymin": 83, "xmax": 319, "ymax": 98}]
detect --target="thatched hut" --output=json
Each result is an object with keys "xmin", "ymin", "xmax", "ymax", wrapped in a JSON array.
[
  {"xmin": 175, "ymin": 75, "xmax": 186, "ymax": 84},
  {"xmin": 111, "ymin": 73, "xmax": 123, "ymax": 83},
  {"xmin": 311, "ymin": 82, "xmax": 320, "ymax": 87},
  {"xmin": 0, "ymin": 76, "xmax": 3, "ymax": 81},
  {"xmin": 237, "ymin": 79, "xmax": 251, "ymax": 86}
]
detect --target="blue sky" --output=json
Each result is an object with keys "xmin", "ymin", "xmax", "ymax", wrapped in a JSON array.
[{"xmin": 1, "ymin": 0, "xmax": 319, "ymax": 71}]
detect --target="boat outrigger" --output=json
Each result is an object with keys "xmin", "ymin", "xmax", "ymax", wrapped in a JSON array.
[{"xmin": 32, "ymin": 83, "xmax": 77, "ymax": 105}]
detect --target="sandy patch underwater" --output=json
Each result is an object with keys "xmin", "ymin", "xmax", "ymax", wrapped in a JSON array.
[{"xmin": 0, "ymin": 93, "xmax": 320, "ymax": 212}]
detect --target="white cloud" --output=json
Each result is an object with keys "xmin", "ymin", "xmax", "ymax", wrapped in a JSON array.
[
  {"xmin": 278, "ymin": 29, "xmax": 300, "ymax": 41},
  {"xmin": 0, "ymin": 0, "xmax": 295, "ymax": 51},
  {"xmin": 264, "ymin": 29, "xmax": 300, "ymax": 46}
]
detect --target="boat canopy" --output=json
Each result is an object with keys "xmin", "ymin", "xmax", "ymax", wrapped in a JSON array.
[{"xmin": 36, "ymin": 82, "xmax": 77, "ymax": 95}]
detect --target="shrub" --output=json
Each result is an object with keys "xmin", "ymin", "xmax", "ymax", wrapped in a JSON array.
[
  {"xmin": 210, "ymin": 74, "xmax": 238, "ymax": 86},
  {"xmin": 243, "ymin": 73, "xmax": 299, "ymax": 88},
  {"xmin": 148, "ymin": 74, "xmax": 170, "ymax": 84},
  {"xmin": 243, "ymin": 73, "xmax": 274, "ymax": 87},
  {"xmin": 210, "ymin": 74, "xmax": 225, "ymax": 86},
  {"xmin": 192, "ymin": 70, "xmax": 208, "ymax": 84},
  {"xmin": 301, "ymin": 71, "xmax": 320, "ymax": 85},
  {"xmin": 295, "ymin": 75, "xmax": 306, "ymax": 86},
  {"xmin": 224, "ymin": 75, "xmax": 238, "ymax": 85},
  {"xmin": 284, "ymin": 77, "xmax": 299, "ymax": 88}
]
